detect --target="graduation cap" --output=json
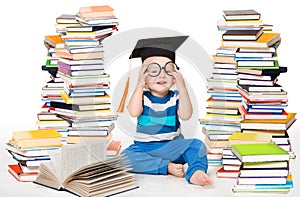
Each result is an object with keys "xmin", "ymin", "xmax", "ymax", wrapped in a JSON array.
[
  {"xmin": 129, "ymin": 35, "xmax": 189, "ymax": 62},
  {"xmin": 116, "ymin": 36, "xmax": 189, "ymax": 113}
]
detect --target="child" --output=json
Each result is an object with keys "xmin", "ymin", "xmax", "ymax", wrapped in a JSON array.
[{"xmin": 121, "ymin": 36, "xmax": 213, "ymax": 186}]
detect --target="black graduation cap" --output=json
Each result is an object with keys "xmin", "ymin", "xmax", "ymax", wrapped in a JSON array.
[{"xmin": 130, "ymin": 36, "xmax": 189, "ymax": 62}]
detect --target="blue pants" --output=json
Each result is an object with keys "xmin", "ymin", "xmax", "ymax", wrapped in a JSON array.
[{"xmin": 121, "ymin": 134, "xmax": 208, "ymax": 182}]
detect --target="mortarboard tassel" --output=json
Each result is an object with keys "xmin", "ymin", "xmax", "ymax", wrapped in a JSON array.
[{"xmin": 116, "ymin": 55, "xmax": 132, "ymax": 113}]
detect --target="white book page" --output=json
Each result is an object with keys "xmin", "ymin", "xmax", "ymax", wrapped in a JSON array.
[
  {"xmin": 49, "ymin": 139, "xmax": 107, "ymax": 183},
  {"xmin": 48, "ymin": 148, "xmax": 63, "ymax": 184}
]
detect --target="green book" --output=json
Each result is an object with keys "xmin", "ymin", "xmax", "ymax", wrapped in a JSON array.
[
  {"xmin": 231, "ymin": 143, "xmax": 289, "ymax": 163},
  {"xmin": 45, "ymin": 59, "xmax": 58, "ymax": 68}
]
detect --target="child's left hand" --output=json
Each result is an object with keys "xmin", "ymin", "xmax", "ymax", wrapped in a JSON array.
[{"xmin": 172, "ymin": 70, "xmax": 187, "ymax": 91}]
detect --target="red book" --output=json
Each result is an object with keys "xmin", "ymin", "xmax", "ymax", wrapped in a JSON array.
[
  {"xmin": 239, "ymin": 105, "xmax": 288, "ymax": 120},
  {"xmin": 8, "ymin": 164, "xmax": 38, "ymax": 182},
  {"xmin": 216, "ymin": 167, "xmax": 240, "ymax": 178}
]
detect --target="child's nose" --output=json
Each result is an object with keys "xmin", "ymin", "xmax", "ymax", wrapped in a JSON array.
[{"xmin": 159, "ymin": 70, "xmax": 166, "ymax": 77}]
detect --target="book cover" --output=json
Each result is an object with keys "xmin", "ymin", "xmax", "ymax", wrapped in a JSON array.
[
  {"xmin": 11, "ymin": 130, "xmax": 62, "ymax": 149},
  {"xmin": 231, "ymin": 143, "xmax": 290, "ymax": 162},
  {"xmin": 222, "ymin": 28, "xmax": 263, "ymax": 41},
  {"xmin": 223, "ymin": 9, "xmax": 261, "ymax": 20},
  {"xmin": 79, "ymin": 5, "xmax": 114, "ymax": 13},
  {"xmin": 44, "ymin": 35, "xmax": 64, "ymax": 49},
  {"xmin": 228, "ymin": 132, "xmax": 272, "ymax": 145}
]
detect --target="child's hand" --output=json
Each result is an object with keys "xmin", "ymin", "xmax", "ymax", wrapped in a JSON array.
[
  {"xmin": 137, "ymin": 64, "xmax": 148, "ymax": 88},
  {"xmin": 172, "ymin": 70, "xmax": 187, "ymax": 91}
]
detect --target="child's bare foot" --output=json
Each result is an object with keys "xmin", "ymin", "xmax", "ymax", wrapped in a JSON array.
[
  {"xmin": 167, "ymin": 163, "xmax": 185, "ymax": 178},
  {"xmin": 190, "ymin": 170, "xmax": 213, "ymax": 186}
]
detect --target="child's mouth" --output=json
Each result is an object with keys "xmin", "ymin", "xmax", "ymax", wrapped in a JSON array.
[{"xmin": 156, "ymin": 81, "xmax": 166, "ymax": 85}]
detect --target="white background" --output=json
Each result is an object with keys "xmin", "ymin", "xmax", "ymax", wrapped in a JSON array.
[{"xmin": 0, "ymin": 0, "xmax": 299, "ymax": 196}]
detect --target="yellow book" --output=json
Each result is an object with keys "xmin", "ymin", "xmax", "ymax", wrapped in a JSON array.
[
  {"xmin": 228, "ymin": 132, "xmax": 272, "ymax": 146},
  {"xmin": 61, "ymin": 91, "xmax": 111, "ymax": 104},
  {"xmin": 11, "ymin": 130, "xmax": 62, "ymax": 149}
]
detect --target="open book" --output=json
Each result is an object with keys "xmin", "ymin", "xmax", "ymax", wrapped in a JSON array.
[{"xmin": 34, "ymin": 140, "xmax": 138, "ymax": 196}]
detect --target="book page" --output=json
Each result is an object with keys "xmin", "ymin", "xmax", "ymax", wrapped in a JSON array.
[
  {"xmin": 48, "ymin": 148, "xmax": 63, "ymax": 184},
  {"xmin": 60, "ymin": 139, "xmax": 107, "ymax": 181}
]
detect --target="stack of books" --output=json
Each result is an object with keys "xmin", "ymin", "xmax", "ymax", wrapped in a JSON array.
[
  {"xmin": 37, "ymin": 34, "xmax": 70, "ymax": 143},
  {"xmin": 199, "ymin": 12, "xmax": 249, "ymax": 166},
  {"xmin": 49, "ymin": 6, "xmax": 119, "ymax": 152},
  {"xmin": 218, "ymin": 9, "xmax": 297, "ymax": 158},
  {"xmin": 212, "ymin": 9, "xmax": 297, "ymax": 184},
  {"xmin": 6, "ymin": 130, "xmax": 63, "ymax": 182},
  {"xmin": 231, "ymin": 143, "xmax": 293, "ymax": 193},
  {"xmin": 216, "ymin": 132, "xmax": 272, "ymax": 179}
]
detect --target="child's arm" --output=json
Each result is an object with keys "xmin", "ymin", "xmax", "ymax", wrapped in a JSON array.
[
  {"xmin": 172, "ymin": 71, "xmax": 193, "ymax": 120},
  {"xmin": 127, "ymin": 65, "xmax": 148, "ymax": 117}
]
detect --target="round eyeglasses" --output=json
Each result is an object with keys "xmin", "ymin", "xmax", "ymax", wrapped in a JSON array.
[{"xmin": 144, "ymin": 61, "xmax": 180, "ymax": 77}]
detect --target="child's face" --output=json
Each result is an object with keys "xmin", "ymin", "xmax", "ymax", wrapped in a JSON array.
[{"xmin": 143, "ymin": 56, "xmax": 176, "ymax": 96}]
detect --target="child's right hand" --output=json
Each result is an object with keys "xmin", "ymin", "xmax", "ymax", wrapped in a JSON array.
[{"xmin": 137, "ymin": 64, "xmax": 148, "ymax": 88}]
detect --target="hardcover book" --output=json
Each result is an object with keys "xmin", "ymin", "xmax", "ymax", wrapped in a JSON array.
[
  {"xmin": 223, "ymin": 9, "xmax": 261, "ymax": 21},
  {"xmin": 10, "ymin": 130, "xmax": 62, "ymax": 149},
  {"xmin": 231, "ymin": 143, "xmax": 290, "ymax": 163}
]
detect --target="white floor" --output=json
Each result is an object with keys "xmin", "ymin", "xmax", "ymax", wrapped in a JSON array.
[{"xmin": 1, "ymin": 121, "xmax": 300, "ymax": 197}]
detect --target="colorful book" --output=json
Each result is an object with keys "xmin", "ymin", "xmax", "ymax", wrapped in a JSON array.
[
  {"xmin": 228, "ymin": 132, "xmax": 272, "ymax": 145},
  {"xmin": 222, "ymin": 28, "xmax": 264, "ymax": 41},
  {"xmin": 233, "ymin": 174, "xmax": 293, "ymax": 193},
  {"xmin": 11, "ymin": 130, "xmax": 62, "ymax": 149},
  {"xmin": 8, "ymin": 164, "xmax": 38, "ymax": 182},
  {"xmin": 223, "ymin": 9, "xmax": 261, "ymax": 21},
  {"xmin": 231, "ymin": 143, "xmax": 289, "ymax": 163},
  {"xmin": 216, "ymin": 167, "xmax": 240, "ymax": 178},
  {"xmin": 240, "ymin": 112, "xmax": 296, "ymax": 130},
  {"xmin": 44, "ymin": 35, "xmax": 64, "ymax": 49},
  {"xmin": 222, "ymin": 32, "xmax": 281, "ymax": 48}
]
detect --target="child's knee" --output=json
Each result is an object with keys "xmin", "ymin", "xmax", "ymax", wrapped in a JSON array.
[{"xmin": 188, "ymin": 139, "xmax": 207, "ymax": 156}]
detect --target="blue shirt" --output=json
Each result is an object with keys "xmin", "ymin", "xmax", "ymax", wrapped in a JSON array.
[{"xmin": 135, "ymin": 90, "xmax": 181, "ymax": 142}]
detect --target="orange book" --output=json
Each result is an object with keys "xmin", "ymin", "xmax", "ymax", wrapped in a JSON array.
[
  {"xmin": 107, "ymin": 140, "xmax": 122, "ymax": 156},
  {"xmin": 78, "ymin": 5, "xmax": 114, "ymax": 18},
  {"xmin": 79, "ymin": 5, "xmax": 113, "ymax": 13},
  {"xmin": 44, "ymin": 35, "xmax": 64, "ymax": 48},
  {"xmin": 212, "ymin": 55, "xmax": 236, "ymax": 64},
  {"xmin": 55, "ymin": 49, "xmax": 104, "ymax": 60},
  {"xmin": 241, "ymin": 112, "xmax": 297, "ymax": 130},
  {"xmin": 242, "ymin": 112, "xmax": 296, "ymax": 124}
]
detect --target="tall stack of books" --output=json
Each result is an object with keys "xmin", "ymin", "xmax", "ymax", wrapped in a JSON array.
[
  {"xmin": 5, "ymin": 130, "xmax": 62, "ymax": 182},
  {"xmin": 37, "ymin": 35, "xmax": 70, "ymax": 143},
  {"xmin": 218, "ymin": 9, "xmax": 297, "ymax": 158},
  {"xmin": 231, "ymin": 143, "xmax": 293, "ymax": 193},
  {"xmin": 209, "ymin": 9, "xmax": 297, "ymax": 177},
  {"xmin": 49, "ymin": 5, "xmax": 119, "ymax": 146},
  {"xmin": 199, "ymin": 12, "xmax": 248, "ymax": 166}
]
